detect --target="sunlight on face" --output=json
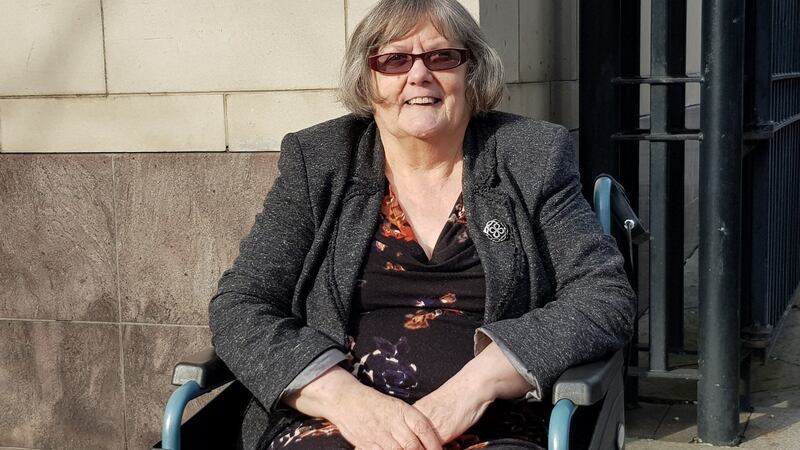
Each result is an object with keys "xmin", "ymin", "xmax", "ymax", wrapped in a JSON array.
[{"xmin": 371, "ymin": 20, "xmax": 471, "ymax": 142}]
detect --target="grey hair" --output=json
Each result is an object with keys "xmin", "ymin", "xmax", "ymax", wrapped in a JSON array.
[{"xmin": 338, "ymin": 0, "xmax": 505, "ymax": 117}]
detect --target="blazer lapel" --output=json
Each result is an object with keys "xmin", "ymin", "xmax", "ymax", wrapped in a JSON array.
[
  {"xmin": 462, "ymin": 119, "xmax": 527, "ymax": 324},
  {"xmin": 330, "ymin": 123, "xmax": 386, "ymax": 326}
]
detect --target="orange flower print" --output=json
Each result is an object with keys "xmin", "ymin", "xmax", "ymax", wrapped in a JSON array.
[
  {"xmin": 447, "ymin": 197, "xmax": 468, "ymax": 225},
  {"xmin": 404, "ymin": 309, "xmax": 443, "ymax": 330},
  {"xmin": 380, "ymin": 192, "xmax": 417, "ymax": 242},
  {"xmin": 271, "ymin": 420, "xmax": 341, "ymax": 448},
  {"xmin": 384, "ymin": 262, "xmax": 406, "ymax": 272},
  {"xmin": 404, "ymin": 307, "xmax": 464, "ymax": 330},
  {"xmin": 440, "ymin": 292, "xmax": 457, "ymax": 304}
]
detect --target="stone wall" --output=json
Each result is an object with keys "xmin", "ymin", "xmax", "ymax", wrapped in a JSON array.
[{"xmin": 0, "ymin": 1, "xmax": 580, "ymax": 448}]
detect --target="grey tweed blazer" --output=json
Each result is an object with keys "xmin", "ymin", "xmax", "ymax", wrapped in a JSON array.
[{"xmin": 208, "ymin": 111, "xmax": 635, "ymax": 449}]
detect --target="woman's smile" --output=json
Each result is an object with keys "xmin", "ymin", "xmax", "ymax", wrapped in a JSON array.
[
  {"xmin": 405, "ymin": 96, "xmax": 441, "ymax": 105},
  {"xmin": 371, "ymin": 19, "xmax": 471, "ymax": 142}
]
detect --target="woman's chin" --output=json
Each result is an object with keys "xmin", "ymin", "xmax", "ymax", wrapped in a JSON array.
[{"xmin": 398, "ymin": 118, "xmax": 448, "ymax": 140}]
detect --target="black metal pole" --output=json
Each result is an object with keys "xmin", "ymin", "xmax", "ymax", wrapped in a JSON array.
[{"xmin": 698, "ymin": 0, "xmax": 744, "ymax": 445}]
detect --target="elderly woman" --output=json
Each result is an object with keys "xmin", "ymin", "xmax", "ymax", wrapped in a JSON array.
[{"xmin": 209, "ymin": 0, "xmax": 634, "ymax": 449}]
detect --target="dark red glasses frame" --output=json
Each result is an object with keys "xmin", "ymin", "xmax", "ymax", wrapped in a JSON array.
[{"xmin": 368, "ymin": 48, "xmax": 470, "ymax": 74}]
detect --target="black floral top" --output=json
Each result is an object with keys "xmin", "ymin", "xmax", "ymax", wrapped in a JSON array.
[
  {"xmin": 342, "ymin": 186, "xmax": 486, "ymax": 401},
  {"xmin": 269, "ymin": 187, "xmax": 548, "ymax": 450}
]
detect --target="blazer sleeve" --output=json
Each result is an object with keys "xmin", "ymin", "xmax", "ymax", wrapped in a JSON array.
[
  {"xmin": 208, "ymin": 133, "xmax": 344, "ymax": 413},
  {"xmin": 476, "ymin": 126, "xmax": 636, "ymax": 393}
]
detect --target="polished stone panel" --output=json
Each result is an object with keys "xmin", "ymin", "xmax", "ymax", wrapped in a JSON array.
[
  {"xmin": 0, "ymin": 320, "xmax": 124, "ymax": 449},
  {"xmin": 115, "ymin": 152, "xmax": 279, "ymax": 325},
  {"xmin": 0, "ymin": 155, "xmax": 117, "ymax": 321},
  {"xmin": 122, "ymin": 324, "xmax": 218, "ymax": 450}
]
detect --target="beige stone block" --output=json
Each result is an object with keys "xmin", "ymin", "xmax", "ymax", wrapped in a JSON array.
[
  {"xmin": 520, "ymin": 0, "xmax": 554, "ymax": 82},
  {"xmin": 458, "ymin": 0, "xmax": 481, "ymax": 20},
  {"xmin": 227, "ymin": 90, "xmax": 347, "ymax": 151},
  {"xmin": 347, "ymin": 0, "xmax": 379, "ymax": 39},
  {"xmin": 103, "ymin": 0, "xmax": 345, "ymax": 93},
  {"xmin": 0, "ymin": 0, "xmax": 105, "ymax": 96},
  {"xmin": 552, "ymin": 0, "xmax": 578, "ymax": 80},
  {"xmin": 550, "ymin": 80, "xmax": 579, "ymax": 130},
  {"xmin": 347, "ymin": 0, "xmax": 480, "ymax": 40},
  {"xmin": 0, "ymin": 95, "xmax": 225, "ymax": 152},
  {"xmin": 480, "ymin": 0, "xmax": 520, "ymax": 83},
  {"xmin": 498, "ymin": 82, "xmax": 550, "ymax": 120}
]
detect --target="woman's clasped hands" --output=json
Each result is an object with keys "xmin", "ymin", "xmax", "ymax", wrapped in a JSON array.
[{"xmin": 284, "ymin": 341, "xmax": 531, "ymax": 449}]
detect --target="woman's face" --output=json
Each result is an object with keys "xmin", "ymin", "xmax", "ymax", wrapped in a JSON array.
[{"xmin": 371, "ymin": 20, "xmax": 471, "ymax": 142}]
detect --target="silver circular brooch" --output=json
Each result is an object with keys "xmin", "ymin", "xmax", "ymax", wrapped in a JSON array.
[{"xmin": 483, "ymin": 219, "xmax": 508, "ymax": 242}]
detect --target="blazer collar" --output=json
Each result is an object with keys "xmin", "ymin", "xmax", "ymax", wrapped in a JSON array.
[{"xmin": 348, "ymin": 121, "xmax": 386, "ymax": 195}]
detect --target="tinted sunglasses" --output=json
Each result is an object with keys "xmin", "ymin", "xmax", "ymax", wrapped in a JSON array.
[{"xmin": 368, "ymin": 48, "xmax": 470, "ymax": 74}]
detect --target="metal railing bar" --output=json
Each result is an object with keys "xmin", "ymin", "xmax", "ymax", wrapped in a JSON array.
[
  {"xmin": 611, "ymin": 75, "xmax": 702, "ymax": 84},
  {"xmin": 612, "ymin": 129, "xmax": 702, "ymax": 141}
]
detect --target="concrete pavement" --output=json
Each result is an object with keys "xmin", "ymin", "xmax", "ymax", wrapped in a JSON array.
[{"xmin": 622, "ymin": 249, "xmax": 800, "ymax": 449}]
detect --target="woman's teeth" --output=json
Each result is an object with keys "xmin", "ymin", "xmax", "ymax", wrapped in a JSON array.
[{"xmin": 406, "ymin": 97, "xmax": 439, "ymax": 105}]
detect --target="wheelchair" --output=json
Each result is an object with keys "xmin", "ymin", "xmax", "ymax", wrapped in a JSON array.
[{"xmin": 154, "ymin": 174, "xmax": 647, "ymax": 450}]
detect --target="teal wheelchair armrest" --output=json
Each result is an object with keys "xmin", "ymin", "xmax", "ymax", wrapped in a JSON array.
[
  {"xmin": 549, "ymin": 351, "xmax": 625, "ymax": 450},
  {"xmin": 553, "ymin": 350, "xmax": 624, "ymax": 406},
  {"xmin": 160, "ymin": 347, "xmax": 235, "ymax": 450},
  {"xmin": 172, "ymin": 347, "xmax": 234, "ymax": 389}
]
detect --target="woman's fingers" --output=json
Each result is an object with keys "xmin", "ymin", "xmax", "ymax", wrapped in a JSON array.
[
  {"xmin": 390, "ymin": 427, "xmax": 425, "ymax": 450},
  {"xmin": 401, "ymin": 406, "xmax": 442, "ymax": 450},
  {"xmin": 391, "ymin": 436, "xmax": 423, "ymax": 450},
  {"xmin": 333, "ymin": 386, "xmax": 441, "ymax": 450}
]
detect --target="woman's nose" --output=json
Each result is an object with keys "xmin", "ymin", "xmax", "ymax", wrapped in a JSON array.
[{"xmin": 407, "ymin": 57, "xmax": 433, "ymax": 85}]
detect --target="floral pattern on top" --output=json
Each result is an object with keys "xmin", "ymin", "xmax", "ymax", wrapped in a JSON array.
[
  {"xmin": 353, "ymin": 336, "xmax": 419, "ymax": 398},
  {"xmin": 415, "ymin": 292, "xmax": 457, "ymax": 307},
  {"xmin": 383, "ymin": 261, "xmax": 406, "ymax": 272},
  {"xmin": 269, "ymin": 419, "xmax": 340, "ymax": 448},
  {"xmin": 404, "ymin": 307, "xmax": 464, "ymax": 330},
  {"xmin": 270, "ymin": 185, "xmax": 547, "ymax": 450},
  {"xmin": 380, "ymin": 188, "xmax": 417, "ymax": 241}
]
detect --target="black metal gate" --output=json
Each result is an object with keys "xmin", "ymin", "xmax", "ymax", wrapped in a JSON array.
[
  {"xmin": 578, "ymin": 0, "xmax": 799, "ymax": 445},
  {"xmin": 742, "ymin": 0, "xmax": 800, "ymax": 353}
]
